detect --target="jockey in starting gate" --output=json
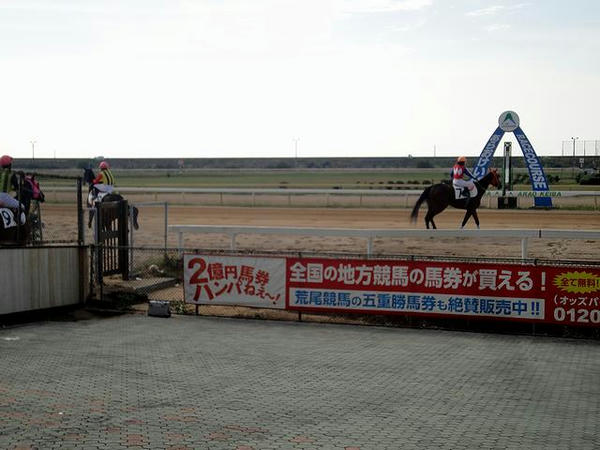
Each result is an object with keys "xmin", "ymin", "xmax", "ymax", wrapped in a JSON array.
[
  {"xmin": 91, "ymin": 160, "xmax": 116, "ymax": 202},
  {"xmin": 0, "ymin": 154, "xmax": 26, "ymax": 224},
  {"xmin": 451, "ymin": 156, "xmax": 476, "ymax": 207}
]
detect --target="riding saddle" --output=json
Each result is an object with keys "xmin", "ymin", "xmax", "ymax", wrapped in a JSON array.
[{"xmin": 454, "ymin": 186, "xmax": 478, "ymax": 200}]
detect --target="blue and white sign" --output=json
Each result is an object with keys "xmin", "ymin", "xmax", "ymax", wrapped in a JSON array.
[
  {"xmin": 513, "ymin": 127, "xmax": 552, "ymax": 207},
  {"xmin": 472, "ymin": 127, "xmax": 504, "ymax": 180},
  {"xmin": 473, "ymin": 111, "xmax": 552, "ymax": 207}
]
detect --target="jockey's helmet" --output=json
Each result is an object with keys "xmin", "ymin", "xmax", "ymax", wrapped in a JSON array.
[
  {"xmin": 457, "ymin": 156, "xmax": 467, "ymax": 164},
  {"xmin": 99, "ymin": 160, "xmax": 110, "ymax": 170},
  {"xmin": 0, "ymin": 154, "xmax": 13, "ymax": 168}
]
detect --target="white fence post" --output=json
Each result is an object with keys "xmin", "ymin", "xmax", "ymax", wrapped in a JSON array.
[{"xmin": 521, "ymin": 238, "xmax": 528, "ymax": 259}]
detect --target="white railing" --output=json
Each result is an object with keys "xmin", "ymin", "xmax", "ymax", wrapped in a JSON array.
[
  {"xmin": 45, "ymin": 186, "xmax": 600, "ymax": 209},
  {"xmin": 46, "ymin": 186, "xmax": 600, "ymax": 196},
  {"xmin": 168, "ymin": 225, "xmax": 600, "ymax": 259}
]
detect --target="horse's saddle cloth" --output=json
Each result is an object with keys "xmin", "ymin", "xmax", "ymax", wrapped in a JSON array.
[
  {"xmin": 454, "ymin": 185, "xmax": 478, "ymax": 200},
  {"xmin": 0, "ymin": 208, "xmax": 26, "ymax": 228}
]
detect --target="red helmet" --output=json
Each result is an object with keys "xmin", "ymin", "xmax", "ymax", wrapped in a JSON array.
[
  {"xmin": 99, "ymin": 161, "xmax": 109, "ymax": 170},
  {"xmin": 0, "ymin": 154, "xmax": 13, "ymax": 167}
]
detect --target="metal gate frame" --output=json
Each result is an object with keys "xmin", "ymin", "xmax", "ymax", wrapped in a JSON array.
[{"xmin": 95, "ymin": 200, "xmax": 129, "ymax": 282}]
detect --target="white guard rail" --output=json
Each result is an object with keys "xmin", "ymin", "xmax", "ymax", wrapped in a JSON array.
[
  {"xmin": 48, "ymin": 186, "xmax": 600, "ymax": 197},
  {"xmin": 49, "ymin": 187, "xmax": 600, "ymax": 209},
  {"xmin": 169, "ymin": 225, "xmax": 600, "ymax": 259}
]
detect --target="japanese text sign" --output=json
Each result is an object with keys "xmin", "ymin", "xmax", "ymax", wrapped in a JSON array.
[
  {"xmin": 286, "ymin": 257, "xmax": 600, "ymax": 326},
  {"xmin": 184, "ymin": 255, "xmax": 286, "ymax": 309}
]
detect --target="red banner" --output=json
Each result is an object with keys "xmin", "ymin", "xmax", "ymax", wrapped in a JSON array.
[{"xmin": 286, "ymin": 257, "xmax": 600, "ymax": 326}]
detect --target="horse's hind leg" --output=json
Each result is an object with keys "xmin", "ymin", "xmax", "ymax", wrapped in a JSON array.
[{"xmin": 425, "ymin": 211, "xmax": 437, "ymax": 229}]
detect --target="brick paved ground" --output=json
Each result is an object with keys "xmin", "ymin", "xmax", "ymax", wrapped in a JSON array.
[{"xmin": 1, "ymin": 314, "xmax": 599, "ymax": 449}]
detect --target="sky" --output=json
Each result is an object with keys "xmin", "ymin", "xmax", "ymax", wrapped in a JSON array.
[{"xmin": 0, "ymin": 0, "xmax": 599, "ymax": 159}]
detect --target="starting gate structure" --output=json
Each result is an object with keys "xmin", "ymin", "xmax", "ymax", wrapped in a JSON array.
[{"xmin": 94, "ymin": 200, "xmax": 129, "ymax": 281}]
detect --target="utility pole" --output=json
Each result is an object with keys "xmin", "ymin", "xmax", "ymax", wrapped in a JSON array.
[
  {"xmin": 293, "ymin": 138, "xmax": 300, "ymax": 167},
  {"xmin": 571, "ymin": 136, "xmax": 579, "ymax": 177},
  {"xmin": 30, "ymin": 140, "xmax": 37, "ymax": 160}
]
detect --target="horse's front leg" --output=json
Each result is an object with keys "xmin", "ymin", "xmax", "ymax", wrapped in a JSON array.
[
  {"xmin": 472, "ymin": 210, "xmax": 480, "ymax": 229},
  {"xmin": 460, "ymin": 210, "xmax": 472, "ymax": 229},
  {"xmin": 88, "ymin": 208, "xmax": 95, "ymax": 229},
  {"xmin": 132, "ymin": 206, "xmax": 139, "ymax": 230}
]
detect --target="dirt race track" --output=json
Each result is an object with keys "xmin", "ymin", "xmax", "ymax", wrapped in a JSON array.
[{"xmin": 43, "ymin": 204, "xmax": 600, "ymax": 260}]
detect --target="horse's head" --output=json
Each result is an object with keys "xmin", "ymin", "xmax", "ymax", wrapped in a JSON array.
[
  {"xmin": 489, "ymin": 168, "xmax": 500, "ymax": 188},
  {"xmin": 24, "ymin": 175, "xmax": 45, "ymax": 202},
  {"xmin": 83, "ymin": 168, "xmax": 95, "ymax": 186}
]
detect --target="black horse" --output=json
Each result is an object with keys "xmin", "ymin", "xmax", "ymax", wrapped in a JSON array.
[
  {"xmin": 83, "ymin": 168, "xmax": 139, "ymax": 230},
  {"xmin": 0, "ymin": 174, "xmax": 43, "ymax": 245},
  {"xmin": 410, "ymin": 169, "xmax": 500, "ymax": 229}
]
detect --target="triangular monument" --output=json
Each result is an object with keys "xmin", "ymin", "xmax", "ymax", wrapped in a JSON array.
[{"xmin": 472, "ymin": 111, "xmax": 552, "ymax": 207}]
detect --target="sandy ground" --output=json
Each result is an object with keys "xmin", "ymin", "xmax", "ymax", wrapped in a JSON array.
[{"xmin": 41, "ymin": 203, "xmax": 600, "ymax": 260}]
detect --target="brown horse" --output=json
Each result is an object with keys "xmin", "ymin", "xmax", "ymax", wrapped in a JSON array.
[
  {"xmin": 410, "ymin": 169, "xmax": 500, "ymax": 229},
  {"xmin": 83, "ymin": 168, "xmax": 139, "ymax": 230}
]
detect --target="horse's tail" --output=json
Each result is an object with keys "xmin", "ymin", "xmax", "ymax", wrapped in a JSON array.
[{"xmin": 410, "ymin": 186, "xmax": 432, "ymax": 223}]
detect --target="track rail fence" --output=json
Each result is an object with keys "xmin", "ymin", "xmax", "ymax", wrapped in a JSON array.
[
  {"xmin": 42, "ymin": 187, "xmax": 600, "ymax": 210},
  {"xmin": 169, "ymin": 225, "xmax": 600, "ymax": 259}
]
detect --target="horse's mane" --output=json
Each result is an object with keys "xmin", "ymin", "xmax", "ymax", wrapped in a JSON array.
[
  {"xmin": 83, "ymin": 168, "xmax": 96, "ymax": 185},
  {"xmin": 475, "ymin": 169, "xmax": 498, "ymax": 191}
]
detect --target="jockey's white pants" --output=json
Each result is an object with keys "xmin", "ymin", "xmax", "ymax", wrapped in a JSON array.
[
  {"xmin": 452, "ymin": 179, "xmax": 476, "ymax": 197},
  {"xmin": 0, "ymin": 192, "xmax": 23, "ymax": 209},
  {"xmin": 94, "ymin": 184, "xmax": 114, "ymax": 193}
]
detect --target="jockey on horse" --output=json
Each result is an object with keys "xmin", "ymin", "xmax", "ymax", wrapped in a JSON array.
[
  {"xmin": 84, "ymin": 160, "xmax": 139, "ymax": 230},
  {"xmin": 0, "ymin": 155, "xmax": 26, "ymax": 224},
  {"xmin": 451, "ymin": 156, "xmax": 476, "ymax": 209},
  {"xmin": 89, "ymin": 160, "xmax": 116, "ymax": 204}
]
